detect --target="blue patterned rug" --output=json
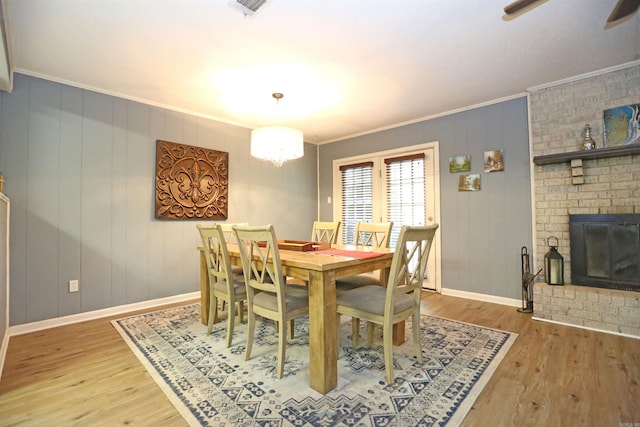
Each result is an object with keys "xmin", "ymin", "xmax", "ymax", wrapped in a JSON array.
[{"xmin": 112, "ymin": 303, "xmax": 516, "ymax": 426}]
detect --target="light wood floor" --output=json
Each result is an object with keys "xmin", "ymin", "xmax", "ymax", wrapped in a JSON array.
[{"xmin": 1, "ymin": 292, "xmax": 638, "ymax": 426}]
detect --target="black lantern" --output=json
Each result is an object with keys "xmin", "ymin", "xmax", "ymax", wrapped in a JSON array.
[{"xmin": 544, "ymin": 236, "xmax": 564, "ymax": 285}]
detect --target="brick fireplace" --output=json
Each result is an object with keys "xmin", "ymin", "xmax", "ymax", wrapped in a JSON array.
[{"xmin": 528, "ymin": 62, "xmax": 640, "ymax": 337}]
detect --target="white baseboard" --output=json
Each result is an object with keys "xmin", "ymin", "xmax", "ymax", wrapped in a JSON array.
[
  {"xmin": 532, "ymin": 315, "xmax": 640, "ymax": 340},
  {"xmin": 8, "ymin": 292, "xmax": 201, "ymax": 337},
  {"xmin": 4, "ymin": 288, "xmax": 520, "ymax": 335},
  {"xmin": 0, "ymin": 327, "xmax": 8, "ymax": 380},
  {"xmin": 440, "ymin": 288, "xmax": 521, "ymax": 308}
]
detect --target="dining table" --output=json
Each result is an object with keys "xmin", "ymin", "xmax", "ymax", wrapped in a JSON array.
[{"xmin": 197, "ymin": 242, "xmax": 398, "ymax": 394}]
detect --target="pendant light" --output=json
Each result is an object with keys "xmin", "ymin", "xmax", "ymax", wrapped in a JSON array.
[{"xmin": 250, "ymin": 93, "xmax": 304, "ymax": 168}]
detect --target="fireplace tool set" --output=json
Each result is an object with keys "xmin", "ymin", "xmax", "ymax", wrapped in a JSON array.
[{"xmin": 518, "ymin": 246, "xmax": 542, "ymax": 313}]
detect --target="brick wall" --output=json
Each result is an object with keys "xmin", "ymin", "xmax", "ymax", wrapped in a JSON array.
[
  {"xmin": 529, "ymin": 63, "xmax": 640, "ymax": 280},
  {"xmin": 529, "ymin": 62, "xmax": 640, "ymax": 337},
  {"xmin": 533, "ymin": 283, "xmax": 640, "ymax": 336}
]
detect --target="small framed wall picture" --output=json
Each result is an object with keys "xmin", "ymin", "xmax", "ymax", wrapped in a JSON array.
[
  {"xmin": 458, "ymin": 174, "xmax": 481, "ymax": 191},
  {"xmin": 449, "ymin": 155, "xmax": 471, "ymax": 173},
  {"xmin": 484, "ymin": 149, "xmax": 504, "ymax": 172}
]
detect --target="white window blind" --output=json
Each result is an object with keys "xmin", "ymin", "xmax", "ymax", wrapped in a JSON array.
[
  {"xmin": 340, "ymin": 162, "xmax": 373, "ymax": 244},
  {"xmin": 385, "ymin": 153, "xmax": 426, "ymax": 248}
]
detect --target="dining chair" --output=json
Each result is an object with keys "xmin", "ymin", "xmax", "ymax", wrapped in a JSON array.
[
  {"xmin": 286, "ymin": 220, "xmax": 342, "ymax": 288},
  {"xmin": 310, "ymin": 220, "xmax": 341, "ymax": 244},
  {"xmin": 219, "ymin": 222, "xmax": 248, "ymax": 242},
  {"xmin": 336, "ymin": 221, "xmax": 393, "ymax": 343},
  {"xmin": 336, "ymin": 224, "xmax": 439, "ymax": 385},
  {"xmin": 353, "ymin": 221, "xmax": 393, "ymax": 248},
  {"xmin": 197, "ymin": 224, "xmax": 248, "ymax": 348},
  {"xmin": 220, "ymin": 223, "xmax": 248, "ymax": 276},
  {"xmin": 336, "ymin": 221, "xmax": 393, "ymax": 289},
  {"xmin": 233, "ymin": 224, "xmax": 310, "ymax": 379},
  {"xmin": 218, "ymin": 223, "xmax": 248, "ymax": 314}
]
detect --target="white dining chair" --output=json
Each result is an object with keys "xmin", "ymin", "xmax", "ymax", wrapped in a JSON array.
[
  {"xmin": 233, "ymin": 224, "xmax": 310, "ymax": 379},
  {"xmin": 336, "ymin": 221, "xmax": 393, "ymax": 344},
  {"xmin": 336, "ymin": 224, "xmax": 438, "ymax": 384},
  {"xmin": 197, "ymin": 224, "xmax": 247, "ymax": 348}
]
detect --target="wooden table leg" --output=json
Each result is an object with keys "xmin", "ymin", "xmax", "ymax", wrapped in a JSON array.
[
  {"xmin": 307, "ymin": 270, "xmax": 337, "ymax": 394},
  {"xmin": 393, "ymin": 322, "xmax": 405, "ymax": 346},
  {"xmin": 199, "ymin": 249, "xmax": 209, "ymax": 325}
]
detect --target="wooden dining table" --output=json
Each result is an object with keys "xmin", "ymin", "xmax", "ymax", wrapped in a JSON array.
[{"xmin": 198, "ymin": 243, "xmax": 397, "ymax": 394}]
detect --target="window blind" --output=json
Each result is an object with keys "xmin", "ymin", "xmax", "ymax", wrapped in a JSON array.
[
  {"xmin": 385, "ymin": 153, "xmax": 426, "ymax": 247},
  {"xmin": 340, "ymin": 162, "xmax": 373, "ymax": 244}
]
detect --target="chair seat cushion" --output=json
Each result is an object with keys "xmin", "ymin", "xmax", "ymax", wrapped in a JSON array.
[
  {"xmin": 335, "ymin": 274, "xmax": 382, "ymax": 293},
  {"xmin": 337, "ymin": 285, "xmax": 413, "ymax": 316},
  {"xmin": 214, "ymin": 277, "xmax": 247, "ymax": 296},
  {"xmin": 254, "ymin": 285, "xmax": 309, "ymax": 312},
  {"xmin": 284, "ymin": 283, "xmax": 309, "ymax": 298}
]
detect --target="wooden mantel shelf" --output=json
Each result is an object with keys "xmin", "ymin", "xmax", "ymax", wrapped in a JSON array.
[{"xmin": 533, "ymin": 144, "xmax": 640, "ymax": 165}]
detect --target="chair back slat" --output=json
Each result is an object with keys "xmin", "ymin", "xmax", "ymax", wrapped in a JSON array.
[
  {"xmin": 311, "ymin": 221, "xmax": 341, "ymax": 244},
  {"xmin": 354, "ymin": 221, "xmax": 393, "ymax": 248},
  {"xmin": 220, "ymin": 222, "xmax": 249, "ymax": 244}
]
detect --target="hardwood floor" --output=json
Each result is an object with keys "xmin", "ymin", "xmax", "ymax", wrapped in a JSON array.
[
  {"xmin": 1, "ymin": 293, "xmax": 638, "ymax": 426},
  {"xmin": 423, "ymin": 294, "xmax": 640, "ymax": 427},
  {"xmin": 0, "ymin": 301, "xmax": 192, "ymax": 426}
]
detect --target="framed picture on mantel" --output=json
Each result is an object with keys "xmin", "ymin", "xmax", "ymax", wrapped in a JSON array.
[{"xmin": 603, "ymin": 104, "xmax": 640, "ymax": 147}]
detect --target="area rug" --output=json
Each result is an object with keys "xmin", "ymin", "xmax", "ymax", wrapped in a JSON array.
[{"xmin": 112, "ymin": 304, "xmax": 517, "ymax": 426}]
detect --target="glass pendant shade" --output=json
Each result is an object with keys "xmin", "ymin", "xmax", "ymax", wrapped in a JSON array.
[{"xmin": 250, "ymin": 126, "xmax": 304, "ymax": 168}]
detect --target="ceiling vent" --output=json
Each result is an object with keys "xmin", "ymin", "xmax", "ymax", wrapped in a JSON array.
[{"xmin": 229, "ymin": 0, "xmax": 270, "ymax": 17}]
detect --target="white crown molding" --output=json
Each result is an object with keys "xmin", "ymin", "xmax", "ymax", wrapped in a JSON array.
[
  {"xmin": 320, "ymin": 93, "xmax": 528, "ymax": 145},
  {"xmin": 527, "ymin": 59, "xmax": 640, "ymax": 92},
  {"xmin": 13, "ymin": 69, "xmax": 253, "ymax": 131}
]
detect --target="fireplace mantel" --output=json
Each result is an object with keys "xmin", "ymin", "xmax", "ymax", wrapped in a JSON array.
[{"xmin": 533, "ymin": 144, "xmax": 640, "ymax": 165}]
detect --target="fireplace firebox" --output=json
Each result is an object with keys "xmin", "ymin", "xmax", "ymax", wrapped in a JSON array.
[{"xmin": 569, "ymin": 214, "xmax": 640, "ymax": 292}]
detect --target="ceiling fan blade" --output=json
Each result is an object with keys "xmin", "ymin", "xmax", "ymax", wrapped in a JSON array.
[
  {"xmin": 504, "ymin": 0, "xmax": 542, "ymax": 15},
  {"xmin": 607, "ymin": 0, "xmax": 640, "ymax": 23}
]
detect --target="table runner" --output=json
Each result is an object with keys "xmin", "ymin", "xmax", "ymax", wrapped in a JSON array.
[{"xmin": 314, "ymin": 248, "xmax": 386, "ymax": 259}]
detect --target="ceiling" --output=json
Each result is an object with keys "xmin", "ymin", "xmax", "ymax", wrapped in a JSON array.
[{"xmin": 1, "ymin": 0, "xmax": 639, "ymax": 144}]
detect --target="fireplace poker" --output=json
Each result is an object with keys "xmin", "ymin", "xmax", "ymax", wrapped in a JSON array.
[{"xmin": 518, "ymin": 246, "xmax": 542, "ymax": 313}]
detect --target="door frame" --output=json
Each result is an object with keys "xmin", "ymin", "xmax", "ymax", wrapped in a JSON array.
[{"xmin": 331, "ymin": 141, "xmax": 441, "ymax": 292}]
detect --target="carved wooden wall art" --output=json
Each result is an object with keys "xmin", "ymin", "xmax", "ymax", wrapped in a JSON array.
[{"xmin": 155, "ymin": 140, "xmax": 228, "ymax": 220}]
